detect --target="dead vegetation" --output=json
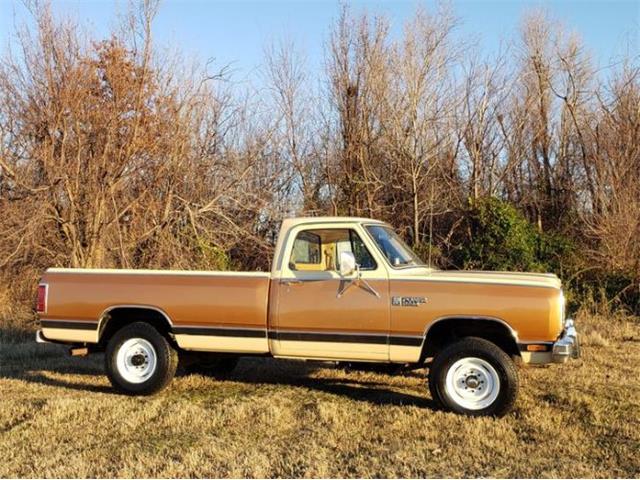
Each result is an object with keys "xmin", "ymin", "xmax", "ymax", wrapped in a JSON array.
[
  {"xmin": 0, "ymin": 1, "xmax": 639, "ymax": 327},
  {"xmin": 0, "ymin": 311, "xmax": 638, "ymax": 478},
  {"xmin": 0, "ymin": 3, "xmax": 638, "ymax": 476}
]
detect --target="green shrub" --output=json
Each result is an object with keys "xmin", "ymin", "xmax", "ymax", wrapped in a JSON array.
[
  {"xmin": 454, "ymin": 197, "xmax": 538, "ymax": 271},
  {"xmin": 445, "ymin": 196, "xmax": 640, "ymax": 314},
  {"xmin": 451, "ymin": 197, "xmax": 575, "ymax": 273},
  {"xmin": 196, "ymin": 237, "xmax": 232, "ymax": 271},
  {"xmin": 568, "ymin": 270, "xmax": 640, "ymax": 316},
  {"xmin": 412, "ymin": 243, "xmax": 443, "ymax": 268}
]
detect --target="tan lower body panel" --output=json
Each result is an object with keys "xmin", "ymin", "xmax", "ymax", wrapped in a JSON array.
[
  {"xmin": 42, "ymin": 327, "xmax": 98, "ymax": 343},
  {"xmin": 389, "ymin": 344, "xmax": 422, "ymax": 363},
  {"xmin": 175, "ymin": 334, "xmax": 269, "ymax": 354},
  {"xmin": 270, "ymin": 339, "xmax": 388, "ymax": 361}
]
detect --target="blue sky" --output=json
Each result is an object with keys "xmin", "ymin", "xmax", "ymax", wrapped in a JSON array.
[{"xmin": 1, "ymin": 0, "xmax": 638, "ymax": 81}]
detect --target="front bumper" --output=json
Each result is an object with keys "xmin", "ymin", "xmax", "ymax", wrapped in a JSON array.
[{"xmin": 552, "ymin": 318, "xmax": 580, "ymax": 363}]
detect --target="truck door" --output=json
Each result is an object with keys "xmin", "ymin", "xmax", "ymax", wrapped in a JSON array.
[{"xmin": 270, "ymin": 225, "xmax": 390, "ymax": 361}]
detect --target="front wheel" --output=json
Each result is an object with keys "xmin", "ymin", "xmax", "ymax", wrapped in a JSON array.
[
  {"xmin": 428, "ymin": 337, "xmax": 518, "ymax": 417},
  {"xmin": 105, "ymin": 322, "xmax": 178, "ymax": 395}
]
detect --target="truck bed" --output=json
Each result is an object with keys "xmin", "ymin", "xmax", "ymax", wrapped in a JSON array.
[{"xmin": 39, "ymin": 268, "xmax": 271, "ymax": 353}]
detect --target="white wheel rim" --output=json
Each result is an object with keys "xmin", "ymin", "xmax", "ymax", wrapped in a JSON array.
[
  {"xmin": 116, "ymin": 338, "xmax": 157, "ymax": 384},
  {"xmin": 444, "ymin": 357, "xmax": 500, "ymax": 410}
]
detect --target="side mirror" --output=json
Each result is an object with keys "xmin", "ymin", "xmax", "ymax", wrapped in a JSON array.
[{"xmin": 339, "ymin": 251, "xmax": 357, "ymax": 277}]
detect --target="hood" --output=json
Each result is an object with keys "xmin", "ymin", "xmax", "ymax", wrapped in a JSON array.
[{"xmin": 398, "ymin": 268, "xmax": 562, "ymax": 289}]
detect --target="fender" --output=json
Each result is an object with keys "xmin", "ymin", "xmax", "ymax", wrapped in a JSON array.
[
  {"xmin": 418, "ymin": 315, "xmax": 520, "ymax": 362},
  {"xmin": 423, "ymin": 315, "xmax": 519, "ymax": 342},
  {"xmin": 97, "ymin": 304, "xmax": 175, "ymax": 340}
]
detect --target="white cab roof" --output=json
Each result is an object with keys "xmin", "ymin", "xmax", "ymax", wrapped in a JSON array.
[{"xmin": 280, "ymin": 216, "xmax": 385, "ymax": 230}]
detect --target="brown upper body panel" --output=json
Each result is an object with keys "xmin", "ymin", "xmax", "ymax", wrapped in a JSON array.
[
  {"xmin": 271, "ymin": 278, "xmax": 390, "ymax": 334},
  {"xmin": 40, "ymin": 270, "xmax": 270, "ymax": 329},
  {"xmin": 390, "ymin": 278, "xmax": 563, "ymax": 342}
]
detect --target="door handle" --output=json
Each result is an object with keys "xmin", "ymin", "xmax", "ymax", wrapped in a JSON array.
[{"xmin": 281, "ymin": 279, "xmax": 303, "ymax": 286}]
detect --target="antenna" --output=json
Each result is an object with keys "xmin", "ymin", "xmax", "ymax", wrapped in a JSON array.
[{"xmin": 428, "ymin": 183, "xmax": 434, "ymax": 269}]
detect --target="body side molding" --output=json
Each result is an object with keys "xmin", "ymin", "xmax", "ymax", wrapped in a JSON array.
[{"xmin": 40, "ymin": 319, "xmax": 99, "ymax": 330}]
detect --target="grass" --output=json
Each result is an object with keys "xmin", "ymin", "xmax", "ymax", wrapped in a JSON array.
[{"xmin": 0, "ymin": 311, "xmax": 639, "ymax": 478}]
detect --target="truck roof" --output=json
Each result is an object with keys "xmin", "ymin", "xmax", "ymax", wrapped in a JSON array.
[{"xmin": 281, "ymin": 216, "xmax": 386, "ymax": 229}]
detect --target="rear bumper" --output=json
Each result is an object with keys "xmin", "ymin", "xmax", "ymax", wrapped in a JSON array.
[
  {"xmin": 36, "ymin": 329, "xmax": 51, "ymax": 344},
  {"xmin": 552, "ymin": 318, "xmax": 580, "ymax": 363},
  {"xmin": 36, "ymin": 329, "xmax": 73, "ymax": 345}
]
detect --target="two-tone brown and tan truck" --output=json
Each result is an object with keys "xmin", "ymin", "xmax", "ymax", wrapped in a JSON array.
[{"xmin": 36, "ymin": 216, "xmax": 579, "ymax": 416}]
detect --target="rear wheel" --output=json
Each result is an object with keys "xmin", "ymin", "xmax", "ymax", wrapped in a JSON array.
[
  {"xmin": 428, "ymin": 337, "xmax": 518, "ymax": 417},
  {"xmin": 105, "ymin": 322, "xmax": 178, "ymax": 395}
]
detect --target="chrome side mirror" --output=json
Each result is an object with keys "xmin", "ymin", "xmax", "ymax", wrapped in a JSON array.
[
  {"xmin": 339, "ymin": 251, "xmax": 357, "ymax": 277},
  {"xmin": 336, "ymin": 251, "xmax": 380, "ymax": 298}
]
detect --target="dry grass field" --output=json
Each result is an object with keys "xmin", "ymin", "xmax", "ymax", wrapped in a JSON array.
[{"xmin": 1, "ymin": 311, "xmax": 639, "ymax": 478}]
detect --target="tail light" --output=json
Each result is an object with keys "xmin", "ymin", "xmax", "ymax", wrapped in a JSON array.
[{"xmin": 36, "ymin": 284, "xmax": 48, "ymax": 313}]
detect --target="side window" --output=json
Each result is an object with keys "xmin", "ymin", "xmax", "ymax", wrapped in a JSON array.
[
  {"xmin": 289, "ymin": 228, "xmax": 377, "ymax": 272},
  {"xmin": 350, "ymin": 230, "xmax": 377, "ymax": 270},
  {"xmin": 290, "ymin": 231, "xmax": 321, "ymax": 270}
]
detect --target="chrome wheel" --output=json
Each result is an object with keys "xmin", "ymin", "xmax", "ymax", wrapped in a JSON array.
[
  {"xmin": 444, "ymin": 357, "xmax": 500, "ymax": 410},
  {"xmin": 115, "ymin": 338, "xmax": 157, "ymax": 384}
]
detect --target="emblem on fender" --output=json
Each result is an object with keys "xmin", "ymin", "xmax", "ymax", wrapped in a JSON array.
[{"xmin": 392, "ymin": 296, "xmax": 427, "ymax": 307}]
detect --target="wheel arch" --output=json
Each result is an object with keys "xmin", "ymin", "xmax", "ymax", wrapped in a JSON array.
[
  {"xmin": 98, "ymin": 305, "xmax": 174, "ymax": 346},
  {"xmin": 420, "ymin": 316, "xmax": 520, "ymax": 362}
]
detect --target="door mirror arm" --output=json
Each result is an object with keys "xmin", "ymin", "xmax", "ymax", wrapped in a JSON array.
[{"xmin": 337, "ymin": 252, "xmax": 380, "ymax": 299}]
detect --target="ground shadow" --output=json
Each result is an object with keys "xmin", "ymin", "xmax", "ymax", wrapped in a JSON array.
[
  {"xmin": 0, "ymin": 340, "xmax": 114, "ymax": 394},
  {"xmin": 234, "ymin": 374, "xmax": 437, "ymax": 409},
  {"xmin": 2, "ymin": 349, "xmax": 438, "ymax": 409},
  {"xmin": 186, "ymin": 357, "xmax": 438, "ymax": 409},
  {"xmin": 16, "ymin": 371, "xmax": 114, "ymax": 394},
  {"xmin": 1, "ymin": 327, "xmax": 435, "ymax": 407}
]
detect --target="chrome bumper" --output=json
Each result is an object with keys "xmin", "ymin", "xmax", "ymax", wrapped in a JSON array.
[
  {"xmin": 552, "ymin": 319, "xmax": 580, "ymax": 363},
  {"xmin": 35, "ymin": 329, "xmax": 51, "ymax": 344}
]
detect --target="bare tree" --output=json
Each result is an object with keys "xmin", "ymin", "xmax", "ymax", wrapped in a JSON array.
[
  {"xmin": 327, "ymin": 7, "xmax": 390, "ymax": 217},
  {"xmin": 1, "ymin": 1, "xmax": 638, "ymax": 326},
  {"xmin": 382, "ymin": 6, "xmax": 460, "ymax": 245},
  {"xmin": 582, "ymin": 64, "xmax": 640, "ymax": 284}
]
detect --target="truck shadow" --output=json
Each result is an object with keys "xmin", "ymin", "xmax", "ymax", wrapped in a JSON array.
[
  {"xmin": 239, "ymin": 375, "xmax": 437, "ymax": 409},
  {"xmin": 1, "ymin": 346, "xmax": 437, "ymax": 409},
  {"xmin": 193, "ymin": 357, "xmax": 438, "ymax": 409},
  {"xmin": 0, "ymin": 338, "xmax": 112, "ymax": 393},
  {"xmin": 11, "ymin": 371, "xmax": 115, "ymax": 394}
]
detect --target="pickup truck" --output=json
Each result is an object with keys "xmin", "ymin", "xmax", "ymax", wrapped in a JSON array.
[{"xmin": 35, "ymin": 216, "xmax": 579, "ymax": 416}]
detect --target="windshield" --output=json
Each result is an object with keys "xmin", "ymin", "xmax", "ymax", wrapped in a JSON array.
[{"xmin": 365, "ymin": 225, "xmax": 424, "ymax": 268}]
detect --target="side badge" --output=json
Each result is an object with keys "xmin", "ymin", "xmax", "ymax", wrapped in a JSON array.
[{"xmin": 392, "ymin": 296, "xmax": 427, "ymax": 307}]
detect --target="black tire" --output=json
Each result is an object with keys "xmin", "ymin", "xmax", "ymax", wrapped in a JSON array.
[
  {"xmin": 105, "ymin": 322, "xmax": 178, "ymax": 395},
  {"xmin": 428, "ymin": 337, "xmax": 518, "ymax": 417},
  {"xmin": 185, "ymin": 355, "xmax": 239, "ymax": 378}
]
